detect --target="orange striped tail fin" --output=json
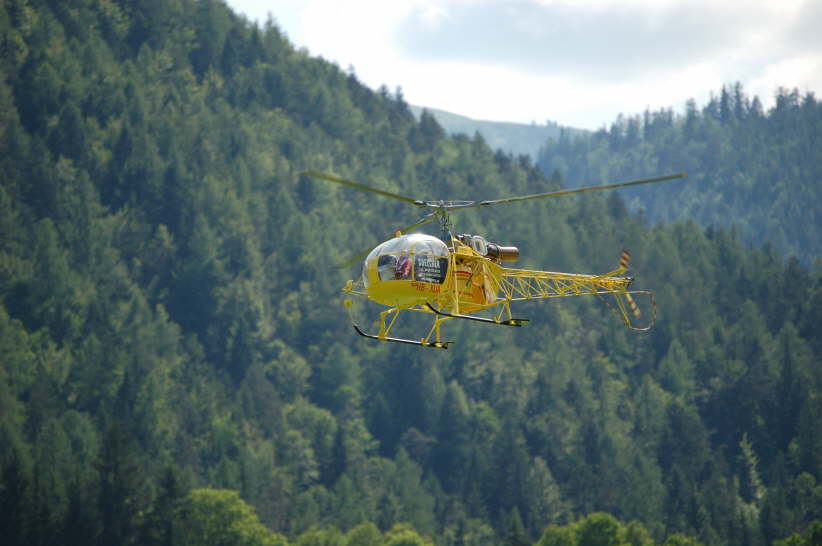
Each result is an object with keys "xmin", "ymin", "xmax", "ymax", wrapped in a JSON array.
[{"xmin": 619, "ymin": 249, "xmax": 631, "ymax": 270}]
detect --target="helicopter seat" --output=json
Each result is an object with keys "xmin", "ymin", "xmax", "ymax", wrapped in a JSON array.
[{"xmin": 362, "ymin": 233, "xmax": 450, "ymax": 307}]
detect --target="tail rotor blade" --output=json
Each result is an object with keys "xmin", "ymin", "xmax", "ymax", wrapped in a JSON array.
[
  {"xmin": 625, "ymin": 292, "xmax": 642, "ymax": 320},
  {"xmin": 619, "ymin": 249, "xmax": 631, "ymax": 271}
]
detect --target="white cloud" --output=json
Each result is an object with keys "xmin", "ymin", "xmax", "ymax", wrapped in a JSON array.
[
  {"xmin": 226, "ymin": 0, "xmax": 821, "ymax": 129},
  {"xmin": 749, "ymin": 55, "xmax": 822, "ymax": 102}
]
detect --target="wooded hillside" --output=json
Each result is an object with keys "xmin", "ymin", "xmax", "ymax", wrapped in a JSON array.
[
  {"xmin": 1, "ymin": 1, "xmax": 820, "ymax": 545},
  {"xmin": 537, "ymin": 84, "xmax": 822, "ymax": 264}
]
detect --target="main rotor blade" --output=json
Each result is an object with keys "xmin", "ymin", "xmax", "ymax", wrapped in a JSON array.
[
  {"xmin": 470, "ymin": 172, "xmax": 688, "ymax": 208},
  {"xmin": 301, "ymin": 171, "xmax": 422, "ymax": 206},
  {"xmin": 397, "ymin": 214, "xmax": 435, "ymax": 235},
  {"xmin": 335, "ymin": 215, "xmax": 435, "ymax": 269},
  {"xmin": 336, "ymin": 248, "xmax": 376, "ymax": 270}
]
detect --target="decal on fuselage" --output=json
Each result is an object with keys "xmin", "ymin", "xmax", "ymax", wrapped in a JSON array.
[{"xmin": 414, "ymin": 256, "xmax": 448, "ymax": 284}]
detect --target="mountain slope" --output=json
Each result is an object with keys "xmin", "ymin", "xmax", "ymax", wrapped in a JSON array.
[
  {"xmin": 410, "ymin": 105, "xmax": 578, "ymax": 159},
  {"xmin": 0, "ymin": 2, "xmax": 820, "ymax": 545},
  {"xmin": 537, "ymin": 86, "xmax": 822, "ymax": 264}
]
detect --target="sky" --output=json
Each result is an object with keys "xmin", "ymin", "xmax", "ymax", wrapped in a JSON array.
[{"xmin": 225, "ymin": 0, "xmax": 822, "ymax": 130}]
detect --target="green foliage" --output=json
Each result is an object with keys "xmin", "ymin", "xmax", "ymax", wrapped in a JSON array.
[
  {"xmin": 660, "ymin": 534, "xmax": 703, "ymax": 546},
  {"xmin": 177, "ymin": 488, "xmax": 287, "ymax": 546},
  {"xmin": 343, "ymin": 521, "xmax": 382, "ymax": 546},
  {"xmin": 772, "ymin": 520, "xmax": 822, "ymax": 546},
  {"xmin": 0, "ymin": 2, "xmax": 819, "ymax": 546},
  {"xmin": 537, "ymin": 84, "xmax": 822, "ymax": 265},
  {"xmin": 383, "ymin": 523, "xmax": 434, "ymax": 546},
  {"xmin": 537, "ymin": 513, "xmax": 685, "ymax": 546}
]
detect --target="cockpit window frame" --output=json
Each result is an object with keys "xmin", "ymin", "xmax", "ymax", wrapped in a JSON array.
[{"xmin": 363, "ymin": 234, "xmax": 450, "ymax": 287}]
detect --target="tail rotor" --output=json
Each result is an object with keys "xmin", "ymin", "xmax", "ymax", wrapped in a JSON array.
[{"xmin": 601, "ymin": 249, "xmax": 657, "ymax": 331}]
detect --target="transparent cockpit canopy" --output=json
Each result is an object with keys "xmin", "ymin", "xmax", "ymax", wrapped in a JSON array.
[{"xmin": 362, "ymin": 233, "xmax": 449, "ymax": 287}]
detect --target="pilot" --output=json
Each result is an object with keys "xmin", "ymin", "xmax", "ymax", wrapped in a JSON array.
[{"xmin": 378, "ymin": 255, "xmax": 397, "ymax": 281}]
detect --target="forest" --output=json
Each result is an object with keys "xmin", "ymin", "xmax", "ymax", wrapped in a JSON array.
[
  {"xmin": 537, "ymin": 83, "xmax": 822, "ymax": 265},
  {"xmin": 1, "ymin": 1, "xmax": 820, "ymax": 545}
]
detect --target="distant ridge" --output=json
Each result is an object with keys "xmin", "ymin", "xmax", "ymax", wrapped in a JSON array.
[{"xmin": 410, "ymin": 105, "xmax": 586, "ymax": 159}]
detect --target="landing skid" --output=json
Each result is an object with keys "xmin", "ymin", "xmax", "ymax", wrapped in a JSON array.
[
  {"xmin": 344, "ymin": 299, "xmax": 454, "ymax": 349},
  {"xmin": 352, "ymin": 324, "xmax": 454, "ymax": 349},
  {"xmin": 425, "ymin": 303, "xmax": 529, "ymax": 327}
]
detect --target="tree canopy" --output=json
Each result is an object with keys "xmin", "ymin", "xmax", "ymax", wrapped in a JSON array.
[{"xmin": 1, "ymin": 1, "xmax": 820, "ymax": 545}]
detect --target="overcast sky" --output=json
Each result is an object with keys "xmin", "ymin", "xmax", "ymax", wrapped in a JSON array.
[{"xmin": 226, "ymin": 0, "xmax": 822, "ymax": 130}]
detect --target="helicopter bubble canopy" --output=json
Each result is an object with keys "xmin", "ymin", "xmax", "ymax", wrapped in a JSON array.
[{"xmin": 362, "ymin": 233, "xmax": 449, "ymax": 289}]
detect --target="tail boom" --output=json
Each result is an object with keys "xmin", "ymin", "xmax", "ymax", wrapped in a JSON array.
[{"xmin": 498, "ymin": 267, "xmax": 634, "ymax": 301}]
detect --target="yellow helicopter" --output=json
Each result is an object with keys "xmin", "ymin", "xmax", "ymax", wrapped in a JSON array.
[{"xmin": 302, "ymin": 170, "xmax": 688, "ymax": 348}]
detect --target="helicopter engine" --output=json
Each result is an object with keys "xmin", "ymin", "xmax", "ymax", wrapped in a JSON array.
[{"xmin": 458, "ymin": 234, "xmax": 519, "ymax": 263}]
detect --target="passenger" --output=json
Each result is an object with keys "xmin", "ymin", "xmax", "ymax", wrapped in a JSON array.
[{"xmin": 395, "ymin": 255, "xmax": 412, "ymax": 280}]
